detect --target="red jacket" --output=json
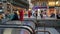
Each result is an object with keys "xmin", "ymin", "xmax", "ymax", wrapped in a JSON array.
[
  {"xmin": 19, "ymin": 10, "xmax": 24, "ymax": 21},
  {"xmin": 28, "ymin": 11, "xmax": 31, "ymax": 18}
]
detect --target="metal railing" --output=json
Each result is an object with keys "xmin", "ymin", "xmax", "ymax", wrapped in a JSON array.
[{"xmin": 36, "ymin": 30, "xmax": 51, "ymax": 34}]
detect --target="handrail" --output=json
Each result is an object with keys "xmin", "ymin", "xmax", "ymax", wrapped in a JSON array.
[
  {"xmin": 11, "ymin": 20, "xmax": 36, "ymax": 25},
  {"xmin": 2, "ymin": 20, "xmax": 36, "ymax": 26},
  {"xmin": 2, "ymin": 20, "xmax": 36, "ymax": 29},
  {"xmin": 0, "ymin": 25, "xmax": 35, "ymax": 34},
  {"xmin": 36, "ymin": 30, "xmax": 51, "ymax": 34}
]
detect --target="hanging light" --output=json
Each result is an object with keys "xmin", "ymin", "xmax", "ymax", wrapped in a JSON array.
[
  {"xmin": 48, "ymin": 1, "xmax": 55, "ymax": 6},
  {"xmin": 56, "ymin": 1, "xmax": 59, "ymax": 5},
  {"xmin": 56, "ymin": 1, "xmax": 60, "ymax": 6},
  {"xmin": 29, "ymin": 8, "xmax": 31, "ymax": 11}
]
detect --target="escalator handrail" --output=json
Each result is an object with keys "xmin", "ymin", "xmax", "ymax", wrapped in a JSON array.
[
  {"xmin": 2, "ymin": 20, "xmax": 36, "ymax": 26},
  {"xmin": 35, "ymin": 30, "xmax": 51, "ymax": 34},
  {"xmin": 0, "ymin": 24, "xmax": 35, "ymax": 34},
  {"xmin": 2, "ymin": 20, "xmax": 36, "ymax": 29},
  {"xmin": 12, "ymin": 20, "xmax": 36, "ymax": 26},
  {"xmin": 0, "ymin": 25, "xmax": 35, "ymax": 34}
]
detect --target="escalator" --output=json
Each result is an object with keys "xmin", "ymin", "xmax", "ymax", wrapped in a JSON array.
[
  {"xmin": 0, "ymin": 25, "xmax": 35, "ymax": 34},
  {"xmin": 1, "ymin": 20, "xmax": 60, "ymax": 34},
  {"xmin": 0, "ymin": 24, "xmax": 52, "ymax": 34}
]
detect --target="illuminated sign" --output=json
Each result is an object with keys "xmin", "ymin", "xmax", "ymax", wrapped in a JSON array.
[{"xmin": 33, "ymin": 6, "xmax": 47, "ymax": 10}]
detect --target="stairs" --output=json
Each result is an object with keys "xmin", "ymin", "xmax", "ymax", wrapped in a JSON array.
[
  {"xmin": 36, "ymin": 27, "xmax": 60, "ymax": 34},
  {"xmin": 55, "ymin": 28, "xmax": 60, "ymax": 34}
]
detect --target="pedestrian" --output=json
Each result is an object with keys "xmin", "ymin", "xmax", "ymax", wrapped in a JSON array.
[{"xmin": 12, "ymin": 11, "xmax": 19, "ymax": 20}]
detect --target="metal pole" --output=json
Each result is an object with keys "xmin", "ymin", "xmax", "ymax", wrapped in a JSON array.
[
  {"xmin": 2, "ymin": 0, "xmax": 7, "ymax": 23},
  {"xmin": 10, "ymin": 3, "xmax": 13, "ymax": 14},
  {"xmin": 10, "ymin": 0, "xmax": 13, "ymax": 13},
  {"xmin": 44, "ymin": 23, "xmax": 46, "ymax": 34},
  {"xmin": 2, "ymin": 0, "xmax": 7, "ymax": 13}
]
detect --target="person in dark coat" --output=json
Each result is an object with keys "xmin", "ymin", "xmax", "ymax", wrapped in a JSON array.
[
  {"xmin": 57, "ymin": 14, "xmax": 60, "ymax": 19},
  {"xmin": 56, "ymin": 12, "xmax": 60, "ymax": 19},
  {"xmin": 50, "ymin": 13, "xmax": 55, "ymax": 18},
  {"xmin": 12, "ymin": 11, "xmax": 19, "ymax": 20},
  {"xmin": 40, "ymin": 11, "xmax": 43, "ymax": 18}
]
